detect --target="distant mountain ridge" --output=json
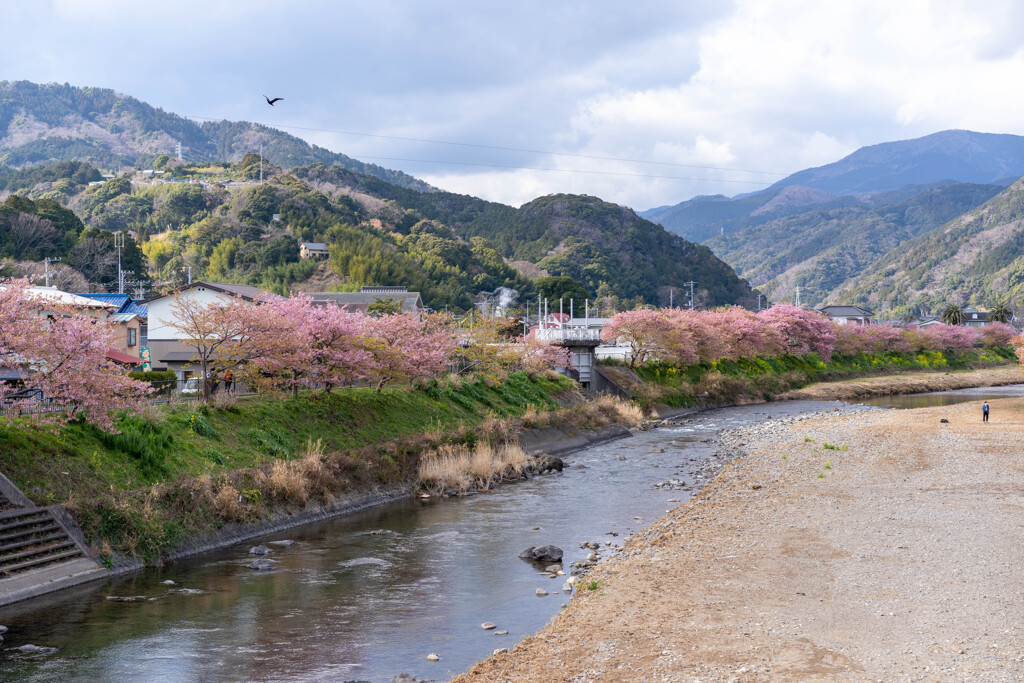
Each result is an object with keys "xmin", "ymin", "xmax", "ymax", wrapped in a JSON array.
[
  {"xmin": 0, "ymin": 80, "xmax": 434, "ymax": 191},
  {"xmin": 641, "ymin": 130, "xmax": 1024, "ymax": 241}
]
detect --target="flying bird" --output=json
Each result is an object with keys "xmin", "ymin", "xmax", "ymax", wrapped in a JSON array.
[{"xmin": 264, "ymin": 95, "xmax": 283, "ymax": 106}]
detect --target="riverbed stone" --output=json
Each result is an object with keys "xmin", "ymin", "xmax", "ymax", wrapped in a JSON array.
[
  {"xmin": 563, "ymin": 581, "xmax": 573, "ymax": 592},
  {"xmin": 247, "ymin": 559, "xmax": 274, "ymax": 571},
  {"xmin": 161, "ymin": 580, "xmax": 175, "ymax": 585},
  {"xmin": 248, "ymin": 545, "xmax": 270, "ymax": 556},
  {"xmin": 270, "ymin": 540, "xmax": 295, "ymax": 547},
  {"xmin": 0, "ymin": 625, "xmax": 8, "ymax": 635},
  {"xmin": 587, "ymin": 552, "xmax": 600, "ymax": 562},
  {"xmin": 481, "ymin": 622, "xmax": 496, "ymax": 630},
  {"xmin": 545, "ymin": 564, "xmax": 561, "ymax": 573},
  {"xmin": 494, "ymin": 630, "xmax": 508, "ymax": 635},
  {"xmin": 493, "ymin": 648, "xmax": 509, "ymax": 655},
  {"xmin": 426, "ymin": 653, "xmax": 440, "ymax": 661},
  {"xmin": 519, "ymin": 545, "xmax": 563, "ymax": 563},
  {"xmin": 536, "ymin": 588, "xmax": 548, "ymax": 596}
]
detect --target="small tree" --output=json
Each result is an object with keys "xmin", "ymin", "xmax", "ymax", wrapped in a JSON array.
[
  {"xmin": 988, "ymin": 299, "xmax": 1014, "ymax": 324},
  {"xmin": 941, "ymin": 304, "xmax": 964, "ymax": 326},
  {"xmin": 364, "ymin": 312, "xmax": 456, "ymax": 391},
  {"xmin": 168, "ymin": 293, "xmax": 261, "ymax": 402}
]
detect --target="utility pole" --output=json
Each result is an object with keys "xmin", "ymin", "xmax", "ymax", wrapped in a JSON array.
[
  {"xmin": 685, "ymin": 281, "xmax": 697, "ymax": 309},
  {"xmin": 43, "ymin": 256, "xmax": 61, "ymax": 288},
  {"xmin": 114, "ymin": 232, "xmax": 125, "ymax": 293}
]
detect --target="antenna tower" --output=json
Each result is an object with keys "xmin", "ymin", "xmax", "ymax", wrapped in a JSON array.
[{"xmin": 43, "ymin": 257, "xmax": 61, "ymax": 288}]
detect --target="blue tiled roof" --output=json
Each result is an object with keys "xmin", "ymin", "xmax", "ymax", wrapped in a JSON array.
[{"xmin": 75, "ymin": 293, "xmax": 148, "ymax": 319}]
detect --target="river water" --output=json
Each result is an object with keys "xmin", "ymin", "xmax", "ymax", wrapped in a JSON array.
[
  {"xmin": 855, "ymin": 383, "xmax": 1024, "ymax": 410},
  {"xmin": 0, "ymin": 395, "xmax": 987, "ymax": 683}
]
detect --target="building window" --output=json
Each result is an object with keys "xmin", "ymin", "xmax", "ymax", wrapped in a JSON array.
[
  {"xmin": 127, "ymin": 327, "xmax": 137, "ymax": 347},
  {"xmin": 140, "ymin": 324, "xmax": 148, "ymax": 347}
]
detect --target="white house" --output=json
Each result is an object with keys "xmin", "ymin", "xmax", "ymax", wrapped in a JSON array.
[
  {"xmin": 142, "ymin": 282, "xmax": 269, "ymax": 378},
  {"xmin": 816, "ymin": 305, "xmax": 874, "ymax": 326}
]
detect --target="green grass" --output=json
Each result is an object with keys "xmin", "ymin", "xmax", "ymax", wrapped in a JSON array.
[
  {"xmin": 630, "ymin": 347, "xmax": 1016, "ymax": 408},
  {"xmin": 0, "ymin": 371, "xmax": 574, "ymax": 508}
]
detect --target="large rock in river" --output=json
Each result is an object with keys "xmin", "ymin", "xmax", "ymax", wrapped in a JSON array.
[{"xmin": 519, "ymin": 545, "xmax": 563, "ymax": 563}]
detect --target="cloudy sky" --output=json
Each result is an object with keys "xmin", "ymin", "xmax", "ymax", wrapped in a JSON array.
[{"xmin": 5, "ymin": 0, "xmax": 1024, "ymax": 210}]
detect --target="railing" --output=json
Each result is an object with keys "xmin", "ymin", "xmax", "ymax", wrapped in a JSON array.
[{"xmin": 535, "ymin": 326, "xmax": 603, "ymax": 342}]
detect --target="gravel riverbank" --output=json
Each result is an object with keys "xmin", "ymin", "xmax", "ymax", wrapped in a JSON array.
[{"xmin": 455, "ymin": 397, "xmax": 1024, "ymax": 682}]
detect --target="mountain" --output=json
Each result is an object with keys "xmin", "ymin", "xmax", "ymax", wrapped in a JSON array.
[
  {"xmin": 642, "ymin": 130, "xmax": 1024, "ymax": 241},
  {"xmin": 707, "ymin": 182, "xmax": 1004, "ymax": 308},
  {"xmin": 829, "ymin": 178, "xmax": 1024, "ymax": 317},
  {"xmin": 0, "ymin": 80, "xmax": 433, "ymax": 191},
  {"xmin": 764, "ymin": 130, "xmax": 1024, "ymax": 196},
  {"xmin": 0, "ymin": 157, "xmax": 756, "ymax": 311}
]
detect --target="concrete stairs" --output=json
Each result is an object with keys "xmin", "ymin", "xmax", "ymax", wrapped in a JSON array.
[{"xmin": 0, "ymin": 475, "xmax": 109, "ymax": 607}]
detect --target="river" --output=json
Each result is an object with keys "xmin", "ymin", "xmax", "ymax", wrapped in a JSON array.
[{"xmin": 0, "ymin": 393, "xmax": 1016, "ymax": 682}]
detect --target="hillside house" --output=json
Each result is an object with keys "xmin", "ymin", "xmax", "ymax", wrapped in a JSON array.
[
  {"xmin": 817, "ymin": 305, "xmax": 874, "ymax": 326},
  {"xmin": 76, "ymin": 293, "xmax": 149, "ymax": 360},
  {"xmin": 961, "ymin": 308, "xmax": 990, "ymax": 327},
  {"xmin": 299, "ymin": 242, "xmax": 330, "ymax": 259},
  {"xmin": 142, "ymin": 282, "xmax": 269, "ymax": 378}
]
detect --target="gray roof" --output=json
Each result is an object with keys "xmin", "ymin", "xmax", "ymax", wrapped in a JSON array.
[
  {"xmin": 109, "ymin": 312, "xmax": 141, "ymax": 323},
  {"xmin": 817, "ymin": 305, "xmax": 874, "ymax": 317},
  {"xmin": 308, "ymin": 291, "xmax": 424, "ymax": 313},
  {"xmin": 301, "ymin": 242, "xmax": 329, "ymax": 251}
]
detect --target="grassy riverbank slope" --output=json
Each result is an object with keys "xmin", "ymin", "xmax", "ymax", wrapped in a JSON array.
[
  {"xmin": 0, "ymin": 372, "xmax": 636, "ymax": 562},
  {"xmin": 455, "ymin": 398, "xmax": 1024, "ymax": 681},
  {"xmin": 609, "ymin": 346, "xmax": 1017, "ymax": 409}
]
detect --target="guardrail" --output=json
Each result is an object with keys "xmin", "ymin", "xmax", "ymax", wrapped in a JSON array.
[{"xmin": 535, "ymin": 327, "xmax": 603, "ymax": 342}]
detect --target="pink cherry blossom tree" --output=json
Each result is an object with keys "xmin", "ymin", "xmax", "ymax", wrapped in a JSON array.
[
  {"xmin": 364, "ymin": 312, "xmax": 457, "ymax": 391},
  {"xmin": 757, "ymin": 304, "xmax": 836, "ymax": 359},
  {"xmin": 0, "ymin": 278, "xmax": 150, "ymax": 430},
  {"xmin": 601, "ymin": 309, "xmax": 674, "ymax": 368}
]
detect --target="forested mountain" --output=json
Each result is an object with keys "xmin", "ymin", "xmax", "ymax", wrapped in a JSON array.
[
  {"xmin": 708, "ymin": 182, "xmax": 1004, "ymax": 308},
  {"xmin": 642, "ymin": 130, "xmax": 1024, "ymax": 241},
  {"xmin": 830, "ymin": 178, "xmax": 1024, "ymax": 317},
  {"xmin": 0, "ymin": 157, "xmax": 756, "ymax": 312},
  {"xmin": 0, "ymin": 81, "xmax": 433, "ymax": 191}
]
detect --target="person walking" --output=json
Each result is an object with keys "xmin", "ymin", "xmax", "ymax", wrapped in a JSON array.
[
  {"xmin": 224, "ymin": 368, "xmax": 234, "ymax": 395},
  {"xmin": 983, "ymin": 401, "xmax": 990, "ymax": 422}
]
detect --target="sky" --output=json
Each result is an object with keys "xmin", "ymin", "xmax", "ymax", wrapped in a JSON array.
[{"xmin": 5, "ymin": 0, "xmax": 1024, "ymax": 210}]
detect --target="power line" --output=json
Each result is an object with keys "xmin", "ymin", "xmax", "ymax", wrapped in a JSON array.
[
  {"xmin": 350, "ymin": 155, "xmax": 774, "ymax": 185},
  {"xmin": 184, "ymin": 114, "xmax": 789, "ymax": 177}
]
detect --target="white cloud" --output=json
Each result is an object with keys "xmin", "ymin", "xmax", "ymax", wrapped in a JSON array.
[{"xmin": 5, "ymin": 1, "xmax": 1024, "ymax": 210}]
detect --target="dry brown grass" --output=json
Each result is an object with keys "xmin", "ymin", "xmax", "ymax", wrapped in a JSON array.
[
  {"xmin": 418, "ymin": 440, "xmax": 531, "ymax": 493},
  {"xmin": 595, "ymin": 395, "xmax": 645, "ymax": 427},
  {"xmin": 213, "ymin": 483, "xmax": 245, "ymax": 521}
]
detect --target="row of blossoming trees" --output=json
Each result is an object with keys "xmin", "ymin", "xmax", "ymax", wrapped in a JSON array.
[
  {"xmin": 0, "ymin": 278, "xmax": 568, "ymax": 430},
  {"xmin": 601, "ymin": 304, "xmax": 1017, "ymax": 368}
]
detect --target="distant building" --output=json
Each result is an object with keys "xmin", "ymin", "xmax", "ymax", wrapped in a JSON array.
[
  {"xmin": 817, "ymin": 305, "xmax": 874, "ymax": 326},
  {"xmin": 961, "ymin": 308, "xmax": 990, "ymax": 328},
  {"xmin": 308, "ymin": 286, "xmax": 424, "ymax": 315},
  {"xmin": 299, "ymin": 242, "xmax": 330, "ymax": 259}
]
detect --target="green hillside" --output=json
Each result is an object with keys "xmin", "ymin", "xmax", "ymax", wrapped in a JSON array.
[
  {"xmin": 831, "ymin": 178, "xmax": 1024, "ymax": 317},
  {"xmin": 0, "ymin": 80, "xmax": 433, "ymax": 191},
  {"xmin": 0, "ymin": 157, "xmax": 756, "ymax": 311},
  {"xmin": 709, "ymin": 183, "xmax": 1002, "ymax": 307}
]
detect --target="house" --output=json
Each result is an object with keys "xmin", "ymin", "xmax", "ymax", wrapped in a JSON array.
[
  {"xmin": 142, "ymin": 282, "xmax": 270, "ymax": 378},
  {"xmin": 816, "ymin": 305, "xmax": 874, "ymax": 326},
  {"xmin": 961, "ymin": 308, "xmax": 990, "ymax": 328},
  {"xmin": 904, "ymin": 316, "xmax": 943, "ymax": 328},
  {"xmin": 308, "ymin": 286, "xmax": 425, "ymax": 316},
  {"xmin": 0, "ymin": 286, "xmax": 144, "ymax": 367},
  {"xmin": 76, "ymin": 293, "xmax": 150, "ymax": 360},
  {"xmin": 299, "ymin": 242, "xmax": 330, "ymax": 260}
]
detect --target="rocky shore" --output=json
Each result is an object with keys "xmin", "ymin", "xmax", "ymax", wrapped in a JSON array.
[{"xmin": 455, "ymin": 397, "xmax": 1024, "ymax": 681}]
